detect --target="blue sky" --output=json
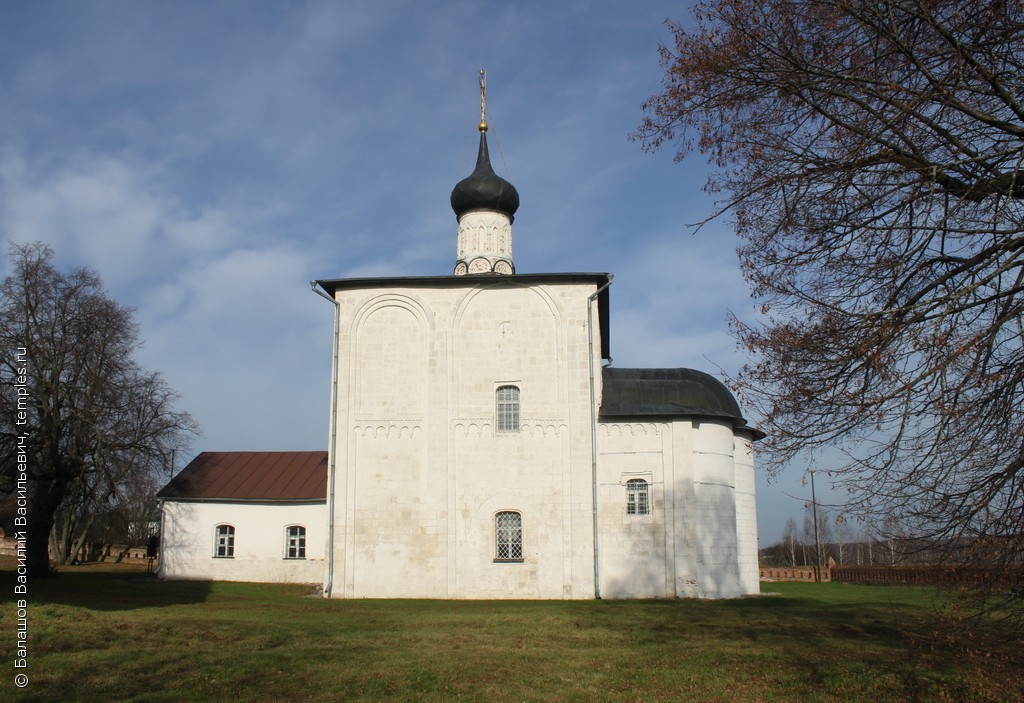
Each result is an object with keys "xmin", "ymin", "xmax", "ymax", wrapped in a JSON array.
[{"xmin": 0, "ymin": 1, "xmax": 847, "ymax": 545}]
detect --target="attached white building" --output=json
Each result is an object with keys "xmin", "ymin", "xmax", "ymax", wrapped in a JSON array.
[
  {"xmin": 157, "ymin": 107, "xmax": 762, "ymax": 598},
  {"xmin": 157, "ymin": 451, "xmax": 327, "ymax": 584}
]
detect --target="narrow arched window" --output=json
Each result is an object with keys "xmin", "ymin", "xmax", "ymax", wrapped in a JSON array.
[
  {"xmin": 495, "ymin": 511, "xmax": 523, "ymax": 561},
  {"xmin": 495, "ymin": 385, "xmax": 520, "ymax": 432},
  {"xmin": 285, "ymin": 525, "xmax": 306, "ymax": 559},
  {"xmin": 626, "ymin": 479, "xmax": 650, "ymax": 515},
  {"xmin": 214, "ymin": 524, "xmax": 235, "ymax": 558}
]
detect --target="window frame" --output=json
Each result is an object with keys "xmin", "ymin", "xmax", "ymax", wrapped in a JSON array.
[
  {"xmin": 284, "ymin": 524, "xmax": 307, "ymax": 560},
  {"xmin": 626, "ymin": 478, "xmax": 650, "ymax": 516},
  {"xmin": 495, "ymin": 385, "xmax": 521, "ymax": 433},
  {"xmin": 494, "ymin": 510, "xmax": 524, "ymax": 562},
  {"xmin": 213, "ymin": 524, "xmax": 235, "ymax": 558}
]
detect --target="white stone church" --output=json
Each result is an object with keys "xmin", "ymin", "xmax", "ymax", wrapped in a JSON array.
[{"xmin": 158, "ymin": 101, "xmax": 762, "ymax": 599}]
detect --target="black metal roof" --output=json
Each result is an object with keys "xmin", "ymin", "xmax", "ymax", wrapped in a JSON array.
[{"xmin": 600, "ymin": 367, "xmax": 763, "ymax": 437}]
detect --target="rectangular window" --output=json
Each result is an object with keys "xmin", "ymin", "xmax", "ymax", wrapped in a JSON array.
[
  {"xmin": 214, "ymin": 524, "xmax": 235, "ymax": 558},
  {"xmin": 626, "ymin": 479, "xmax": 650, "ymax": 515},
  {"xmin": 496, "ymin": 385, "xmax": 520, "ymax": 432},
  {"xmin": 285, "ymin": 525, "xmax": 306, "ymax": 559},
  {"xmin": 495, "ymin": 511, "xmax": 523, "ymax": 561}
]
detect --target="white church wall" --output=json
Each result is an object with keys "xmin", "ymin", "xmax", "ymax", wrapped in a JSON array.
[
  {"xmin": 690, "ymin": 420, "xmax": 744, "ymax": 598},
  {"xmin": 457, "ymin": 211, "xmax": 513, "ymax": 266},
  {"xmin": 337, "ymin": 291, "xmax": 442, "ymax": 597},
  {"xmin": 452, "ymin": 285, "xmax": 565, "ymax": 420},
  {"xmin": 734, "ymin": 434, "xmax": 760, "ymax": 594},
  {"xmin": 597, "ymin": 417, "xmax": 758, "ymax": 599},
  {"xmin": 666, "ymin": 418, "xmax": 700, "ymax": 598},
  {"xmin": 448, "ymin": 283, "xmax": 595, "ymax": 598},
  {"xmin": 450, "ymin": 426, "xmax": 590, "ymax": 598},
  {"xmin": 327, "ymin": 280, "xmax": 601, "ymax": 599},
  {"xmin": 353, "ymin": 299, "xmax": 428, "ymax": 419},
  {"xmin": 596, "ymin": 422, "xmax": 671, "ymax": 598},
  {"xmin": 348, "ymin": 428, "xmax": 448, "ymax": 597},
  {"xmin": 158, "ymin": 501, "xmax": 325, "ymax": 583}
]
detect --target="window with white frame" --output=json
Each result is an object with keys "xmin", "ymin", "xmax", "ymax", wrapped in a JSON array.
[
  {"xmin": 495, "ymin": 385, "xmax": 520, "ymax": 432},
  {"xmin": 285, "ymin": 525, "xmax": 306, "ymax": 559},
  {"xmin": 626, "ymin": 479, "xmax": 650, "ymax": 515},
  {"xmin": 214, "ymin": 524, "xmax": 235, "ymax": 558},
  {"xmin": 495, "ymin": 511, "xmax": 523, "ymax": 561}
]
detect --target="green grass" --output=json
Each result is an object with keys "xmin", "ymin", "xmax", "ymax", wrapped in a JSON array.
[{"xmin": 2, "ymin": 563, "xmax": 1021, "ymax": 703}]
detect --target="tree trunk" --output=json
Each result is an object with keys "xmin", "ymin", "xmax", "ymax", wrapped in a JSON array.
[
  {"xmin": 49, "ymin": 509, "xmax": 75, "ymax": 566},
  {"xmin": 26, "ymin": 479, "xmax": 66, "ymax": 577},
  {"xmin": 66, "ymin": 519, "xmax": 94, "ymax": 565},
  {"xmin": 47, "ymin": 523, "xmax": 65, "ymax": 566}
]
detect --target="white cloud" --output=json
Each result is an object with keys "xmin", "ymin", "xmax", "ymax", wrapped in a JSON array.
[
  {"xmin": 137, "ymin": 245, "xmax": 332, "ymax": 453},
  {"xmin": 0, "ymin": 148, "xmax": 333, "ymax": 453},
  {"xmin": 603, "ymin": 225, "xmax": 752, "ymax": 370},
  {"xmin": 0, "ymin": 152, "xmax": 252, "ymax": 286}
]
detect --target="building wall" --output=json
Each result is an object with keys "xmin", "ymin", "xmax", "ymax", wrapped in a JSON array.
[
  {"xmin": 734, "ymin": 433, "xmax": 760, "ymax": 594},
  {"xmin": 597, "ymin": 418, "xmax": 757, "ymax": 600},
  {"xmin": 327, "ymin": 280, "xmax": 599, "ymax": 598},
  {"xmin": 157, "ymin": 272, "xmax": 759, "ymax": 597},
  {"xmin": 158, "ymin": 501, "xmax": 325, "ymax": 583},
  {"xmin": 690, "ymin": 419, "xmax": 743, "ymax": 598},
  {"xmin": 596, "ymin": 421, "xmax": 673, "ymax": 598},
  {"xmin": 324, "ymin": 277, "xmax": 759, "ymax": 600}
]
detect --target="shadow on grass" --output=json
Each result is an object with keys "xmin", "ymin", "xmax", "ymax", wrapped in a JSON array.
[
  {"xmin": 4, "ymin": 572, "xmax": 1022, "ymax": 703},
  {"xmin": 1, "ymin": 565, "xmax": 214, "ymax": 611},
  {"xmin": 591, "ymin": 584, "xmax": 950, "ymax": 661},
  {"xmin": 574, "ymin": 586, "xmax": 1012, "ymax": 702}
]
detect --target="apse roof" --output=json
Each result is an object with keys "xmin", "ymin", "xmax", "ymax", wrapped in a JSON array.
[
  {"xmin": 600, "ymin": 367, "xmax": 763, "ymax": 437},
  {"xmin": 157, "ymin": 451, "xmax": 328, "ymax": 503}
]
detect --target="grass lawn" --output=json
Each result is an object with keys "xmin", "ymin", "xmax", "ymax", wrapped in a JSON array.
[{"xmin": 1, "ymin": 561, "xmax": 1021, "ymax": 703}]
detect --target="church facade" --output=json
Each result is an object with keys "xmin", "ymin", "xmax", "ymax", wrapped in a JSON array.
[
  {"xmin": 158, "ymin": 101, "xmax": 762, "ymax": 599},
  {"xmin": 310, "ymin": 110, "xmax": 761, "ymax": 599}
]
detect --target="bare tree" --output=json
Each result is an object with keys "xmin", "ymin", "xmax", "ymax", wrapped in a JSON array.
[
  {"xmin": 782, "ymin": 516, "xmax": 799, "ymax": 567},
  {"xmin": 48, "ymin": 471, "xmax": 102, "ymax": 565},
  {"xmin": 833, "ymin": 514, "xmax": 851, "ymax": 566},
  {"xmin": 48, "ymin": 448, "xmax": 164, "ymax": 564},
  {"xmin": 0, "ymin": 243, "xmax": 195, "ymax": 576},
  {"xmin": 98, "ymin": 468, "xmax": 164, "ymax": 546},
  {"xmin": 800, "ymin": 513, "xmax": 813, "ymax": 568},
  {"xmin": 803, "ymin": 505, "xmax": 833, "ymax": 573},
  {"xmin": 636, "ymin": 0, "xmax": 1024, "ymax": 628}
]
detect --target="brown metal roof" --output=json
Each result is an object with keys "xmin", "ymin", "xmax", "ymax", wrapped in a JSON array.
[{"xmin": 157, "ymin": 451, "xmax": 328, "ymax": 502}]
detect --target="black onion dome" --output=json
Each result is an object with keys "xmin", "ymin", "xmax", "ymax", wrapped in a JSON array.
[{"xmin": 450, "ymin": 131, "xmax": 520, "ymax": 221}]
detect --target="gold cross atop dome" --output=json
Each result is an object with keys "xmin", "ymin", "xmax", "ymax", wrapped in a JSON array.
[{"xmin": 478, "ymin": 69, "xmax": 488, "ymax": 133}]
